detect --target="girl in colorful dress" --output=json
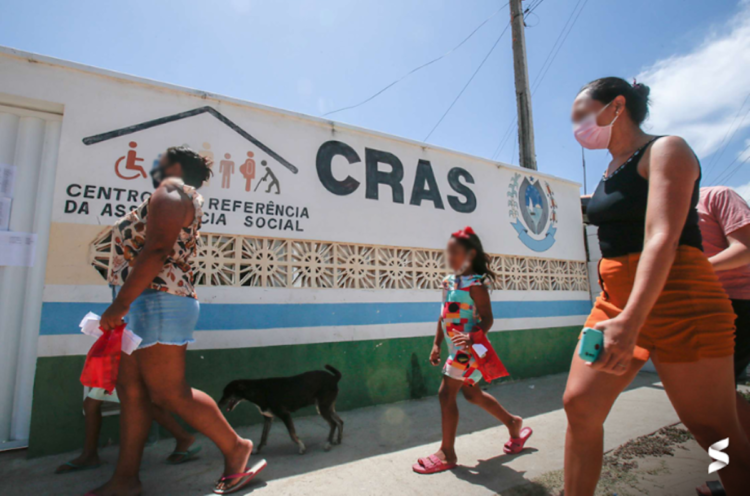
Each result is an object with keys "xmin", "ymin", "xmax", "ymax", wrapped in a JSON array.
[{"xmin": 413, "ymin": 227, "xmax": 532, "ymax": 475}]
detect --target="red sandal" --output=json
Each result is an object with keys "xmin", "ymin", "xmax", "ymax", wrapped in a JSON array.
[
  {"xmin": 412, "ymin": 454, "xmax": 457, "ymax": 474},
  {"xmin": 213, "ymin": 459, "xmax": 267, "ymax": 494},
  {"xmin": 504, "ymin": 426, "xmax": 533, "ymax": 454}
]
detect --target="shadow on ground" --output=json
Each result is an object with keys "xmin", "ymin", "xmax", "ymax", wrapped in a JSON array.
[
  {"xmin": 451, "ymin": 449, "xmax": 540, "ymax": 494},
  {"xmin": 0, "ymin": 372, "xmax": 662, "ymax": 496}
]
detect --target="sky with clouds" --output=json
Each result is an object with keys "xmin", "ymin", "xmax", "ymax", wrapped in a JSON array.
[{"xmin": 1, "ymin": 0, "xmax": 749, "ymax": 197}]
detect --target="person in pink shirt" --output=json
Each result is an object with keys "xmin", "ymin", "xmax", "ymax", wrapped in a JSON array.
[{"xmin": 698, "ymin": 186, "xmax": 750, "ymax": 496}]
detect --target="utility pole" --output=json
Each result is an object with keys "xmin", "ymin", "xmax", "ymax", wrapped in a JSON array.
[{"xmin": 510, "ymin": 0, "xmax": 537, "ymax": 170}]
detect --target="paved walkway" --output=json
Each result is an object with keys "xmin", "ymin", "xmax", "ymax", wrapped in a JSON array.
[{"xmin": 0, "ymin": 372, "xmax": 700, "ymax": 495}]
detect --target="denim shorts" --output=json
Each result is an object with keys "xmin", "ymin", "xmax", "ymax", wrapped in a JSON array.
[{"xmin": 118, "ymin": 288, "xmax": 200, "ymax": 349}]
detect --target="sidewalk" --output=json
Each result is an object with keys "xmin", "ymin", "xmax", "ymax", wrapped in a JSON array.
[{"xmin": 0, "ymin": 371, "xmax": 705, "ymax": 495}]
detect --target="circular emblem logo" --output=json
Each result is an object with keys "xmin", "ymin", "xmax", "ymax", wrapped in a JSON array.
[{"xmin": 507, "ymin": 173, "xmax": 558, "ymax": 252}]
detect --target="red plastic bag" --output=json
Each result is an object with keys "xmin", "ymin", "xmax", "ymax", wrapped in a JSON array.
[
  {"xmin": 80, "ymin": 324, "xmax": 125, "ymax": 393},
  {"xmin": 471, "ymin": 330, "xmax": 509, "ymax": 382}
]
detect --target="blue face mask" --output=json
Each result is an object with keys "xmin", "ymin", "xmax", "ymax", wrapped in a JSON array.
[{"xmin": 150, "ymin": 165, "xmax": 167, "ymax": 189}]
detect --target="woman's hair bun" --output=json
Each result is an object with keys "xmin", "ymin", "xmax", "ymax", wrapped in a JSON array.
[
  {"xmin": 632, "ymin": 81, "xmax": 651, "ymax": 100},
  {"xmin": 579, "ymin": 77, "xmax": 651, "ymax": 125}
]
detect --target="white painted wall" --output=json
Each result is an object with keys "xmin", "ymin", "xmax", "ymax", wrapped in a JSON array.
[
  {"xmin": 0, "ymin": 46, "xmax": 587, "ymax": 262},
  {"xmin": 0, "ymin": 46, "xmax": 592, "ymax": 446},
  {"xmin": 0, "ymin": 104, "xmax": 62, "ymax": 447},
  {"xmin": 586, "ymin": 224, "xmax": 601, "ymax": 304}
]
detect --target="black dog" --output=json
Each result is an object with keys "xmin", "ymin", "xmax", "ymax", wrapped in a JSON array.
[{"xmin": 218, "ymin": 365, "xmax": 343, "ymax": 454}]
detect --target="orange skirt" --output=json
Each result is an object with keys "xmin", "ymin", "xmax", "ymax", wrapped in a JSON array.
[{"xmin": 585, "ymin": 246, "xmax": 736, "ymax": 363}]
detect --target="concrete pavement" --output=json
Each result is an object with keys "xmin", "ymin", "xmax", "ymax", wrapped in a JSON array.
[{"xmin": 0, "ymin": 371, "xmax": 688, "ymax": 495}]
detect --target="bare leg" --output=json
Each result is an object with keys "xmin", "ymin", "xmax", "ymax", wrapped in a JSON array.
[
  {"xmin": 55, "ymin": 397, "xmax": 104, "ymax": 473},
  {"xmin": 432, "ymin": 376, "xmax": 465, "ymax": 464},
  {"xmin": 137, "ymin": 344, "xmax": 253, "ymax": 492},
  {"xmin": 654, "ymin": 356, "xmax": 750, "ymax": 496},
  {"xmin": 151, "ymin": 405, "xmax": 196, "ymax": 463},
  {"xmin": 563, "ymin": 346, "xmax": 645, "ymax": 496},
  {"xmin": 88, "ymin": 352, "xmax": 150, "ymax": 496},
  {"xmin": 461, "ymin": 384, "xmax": 522, "ymax": 438}
]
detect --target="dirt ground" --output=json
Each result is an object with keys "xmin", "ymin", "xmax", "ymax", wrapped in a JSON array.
[
  {"xmin": 504, "ymin": 424, "xmax": 712, "ymax": 496},
  {"xmin": 506, "ymin": 390, "xmax": 750, "ymax": 496}
]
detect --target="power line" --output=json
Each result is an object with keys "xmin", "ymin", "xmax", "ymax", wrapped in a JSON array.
[
  {"xmin": 712, "ymin": 144, "xmax": 750, "ymax": 185},
  {"xmin": 491, "ymin": 0, "xmax": 589, "ymax": 162},
  {"xmin": 522, "ymin": 0, "xmax": 546, "ymax": 28},
  {"xmin": 530, "ymin": 0, "xmax": 585, "ymax": 94},
  {"xmin": 323, "ymin": 4, "xmax": 508, "ymax": 117},
  {"xmin": 706, "ymin": 98, "xmax": 750, "ymax": 184},
  {"xmin": 704, "ymin": 91, "xmax": 750, "ymax": 178},
  {"xmin": 709, "ymin": 105, "xmax": 750, "ymax": 185},
  {"xmin": 424, "ymin": 22, "xmax": 512, "ymax": 142},
  {"xmin": 492, "ymin": 116, "xmax": 517, "ymax": 159},
  {"xmin": 526, "ymin": 0, "xmax": 547, "ymax": 16},
  {"xmin": 713, "ymin": 154, "xmax": 749, "ymax": 186}
]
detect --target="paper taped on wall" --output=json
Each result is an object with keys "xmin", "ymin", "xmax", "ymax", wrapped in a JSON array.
[
  {"xmin": 0, "ymin": 197, "xmax": 10, "ymax": 230},
  {"xmin": 0, "ymin": 163, "xmax": 16, "ymax": 198},
  {"xmin": 0, "ymin": 231, "xmax": 36, "ymax": 266}
]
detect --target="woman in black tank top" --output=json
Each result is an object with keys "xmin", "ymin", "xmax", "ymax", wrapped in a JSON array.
[
  {"xmin": 563, "ymin": 77, "xmax": 750, "ymax": 496},
  {"xmin": 586, "ymin": 135, "xmax": 703, "ymax": 258}
]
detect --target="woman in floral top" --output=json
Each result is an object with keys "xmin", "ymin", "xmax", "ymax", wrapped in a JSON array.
[{"xmin": 90, "ymin": 147, "xmax": 262, "ymax": 496}]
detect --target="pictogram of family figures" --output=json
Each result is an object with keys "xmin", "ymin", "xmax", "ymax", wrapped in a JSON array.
[
  {"xmin": 200, "ymin": 142, "xmax": 280, "ymax": 194},
  {"xmin": 140, "ymin": 142, "xmax": 281, "ymax": 194}
]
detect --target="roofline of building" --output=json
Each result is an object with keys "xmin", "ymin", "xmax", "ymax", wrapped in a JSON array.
[{"xmin": 0, "ymin": 45, "xmax": 581, "ymax": 188}]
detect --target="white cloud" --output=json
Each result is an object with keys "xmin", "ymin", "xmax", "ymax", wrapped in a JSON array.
[
  {"xmin": 714, "ymin": 138, "xmax": 750, "ymax": 185},
  {"xmin": 636, "ymin": 2, "xmax": 750, "ymax": 159},
  {"xmin": 734, "ymin": 181, "xmax": 750, "ymax": 203},
  {"xmin": 740, "ymin": 138, "xmax": 750, "ymax": 163}
]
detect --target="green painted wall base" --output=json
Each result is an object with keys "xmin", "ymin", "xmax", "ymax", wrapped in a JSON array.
[{"xmin": 27, "ymin": 326, "xmax": 579, "ymax": 457}]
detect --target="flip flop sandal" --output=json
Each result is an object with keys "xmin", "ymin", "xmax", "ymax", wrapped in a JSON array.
[
  {"xmin": 167, "ymin": 443, "xmax": 202, "ymax": 465},
  {"xmin": 213, "ymin": 459, "xmax": 267, "ymax": 494},
  {"xmin": 504, "ymin": 426, "xmax": 533, "ymax": 454},
  {"xmin": 698, "ymin": 481, "xmax": 726, "ymax": 496},
  {"xmin": 412, "ymin": 454, "xmax": 457, "ymax": 474},
  {"xmin": 55, "ymin": 461, "xmax": 102, "ymax": 474}
]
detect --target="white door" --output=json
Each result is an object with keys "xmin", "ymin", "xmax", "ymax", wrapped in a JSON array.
[{"xmin": 0, "ymin": 98, "xmax": 62, "ymax": 450}]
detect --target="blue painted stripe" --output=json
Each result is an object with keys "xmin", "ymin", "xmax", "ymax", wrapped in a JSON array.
[{"xmin": 39, "ymin": 300, "xmax": 592, "ymax": 336}]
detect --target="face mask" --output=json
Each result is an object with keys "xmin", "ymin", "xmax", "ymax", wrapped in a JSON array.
[
  {"xmin": 573, "ymin": 102, "xmax": 619, "ymax": 150},
  {"xmin": 150, "ymin": 166, "xmax": 166, "ymax": 189}
]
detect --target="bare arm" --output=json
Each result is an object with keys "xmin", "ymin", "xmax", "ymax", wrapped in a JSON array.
[
  {"xmin": 433, "ymin": 320, "xmax": 444, "ymax": 346},
  {"xmin": 430, "ymin": 319, "xmax": 443, "ymax": 366},
  {"xmin": 709, "ymin": 224, "xmax": 750, "ymax": 271},
  {"xmin": 100, "ymin": 183, "xmax": 192, "ymax": 330},
  {"xmin": 592, "ymin": 136, "xmax": 699, "ymax": 374},
  {"xmin": 469, "ymin": 285, "xmax": 494, "ymax": 333}
]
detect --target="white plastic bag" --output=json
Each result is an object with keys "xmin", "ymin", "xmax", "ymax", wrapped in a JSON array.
[{"xmin": 79, "ymin": 312, "xmax": 142, "ymax": 355}]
